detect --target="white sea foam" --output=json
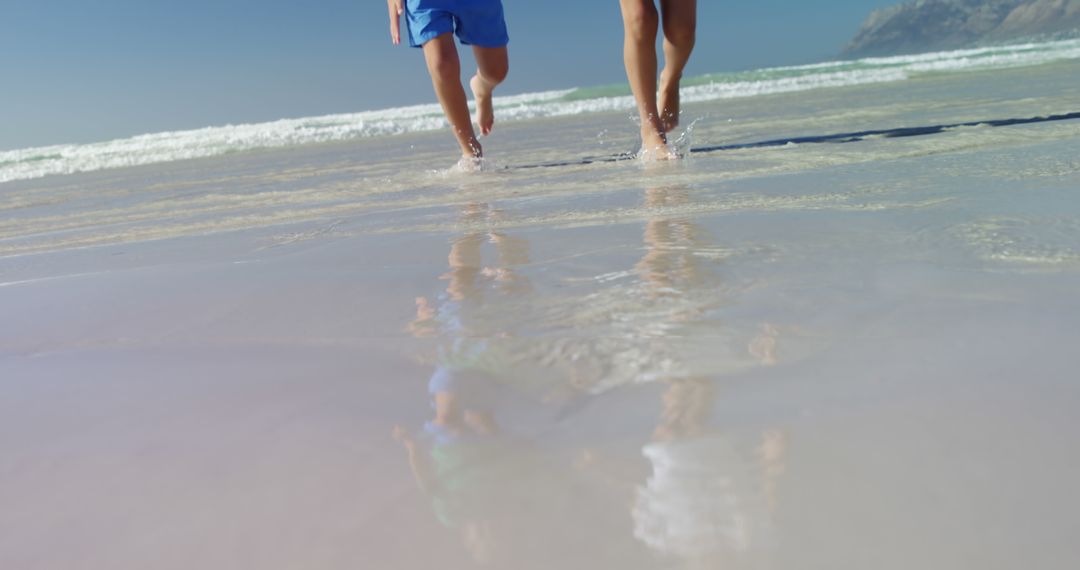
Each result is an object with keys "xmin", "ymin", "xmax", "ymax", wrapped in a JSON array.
[{"xmin": 3, "ymin": 39, "xmax": 1080, "ymax": 184}]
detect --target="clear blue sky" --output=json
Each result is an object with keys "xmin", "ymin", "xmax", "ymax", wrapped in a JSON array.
[{"xmin": 1, "ymin": 0, "xmax": 897, "ymax": 151}]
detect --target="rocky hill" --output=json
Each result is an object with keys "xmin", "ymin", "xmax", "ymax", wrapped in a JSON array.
[{"xmin": 842, "ymin": 0, "xmax": 1080, "ymax": 58}]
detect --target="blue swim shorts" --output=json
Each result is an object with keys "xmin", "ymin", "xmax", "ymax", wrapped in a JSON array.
[{"xmin": 405, "ymin": 0, "xmax": 509, "ymax": 49}]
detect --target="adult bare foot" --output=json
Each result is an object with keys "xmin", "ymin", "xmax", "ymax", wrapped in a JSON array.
[
  {"xmin": 470, "ymin": 74, "xmax": 495, "ymax": 136},
  {"xmin": 639, "ymin": 126, "xmax": 677, "ymax": 161},
  {"xmin": 658, "ymin": 72, "xmax": 681, "ymax": 133}
]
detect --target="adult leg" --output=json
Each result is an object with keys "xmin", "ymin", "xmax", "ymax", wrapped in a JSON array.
[
  {"xmin": 423, "ymin": 33, "xmax": 483, "ymax": 157},
  {"xmin": 658, "ymin": 0, "xmax": 697, "ymax": 132},
  {"xmin": 619, "ymin": 0, "xmax": 670, "ymax": 154},
  {"xmin": 470, "ymin": 46, "xmax": 509, "ymax": 136}
]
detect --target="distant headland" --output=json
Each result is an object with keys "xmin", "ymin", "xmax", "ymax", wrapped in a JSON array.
[{"xmin": 842, "ymin": 0, "xmax": 1080, "ymax": 58}]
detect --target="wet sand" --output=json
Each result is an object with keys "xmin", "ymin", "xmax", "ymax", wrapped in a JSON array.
[{"xmin": 3, "ymin": 61, "xmax": 1080, "ymax": 569}]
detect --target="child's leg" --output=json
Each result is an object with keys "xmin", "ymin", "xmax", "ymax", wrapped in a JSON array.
[
  {"xmin": 658, "ymin": 0, "xmax": 697, "ymax": 132},
  {"xmin": 447, "ymin": 230, "xmax": 484, "ymax": 301},
  {"xmin": 423, "ymin": 33, "xmax": 483, "ymax": 158},
  {"xmin": 469, "ymin": 46, "xmax": 509, "ymax": 136},
  {"xmin": 619, "ymin": 0, "xmax": 670, "ymax": 154}
]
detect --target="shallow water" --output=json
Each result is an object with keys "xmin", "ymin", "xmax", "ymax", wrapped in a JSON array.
[{"xmin": 2, "ymin": 60, "xmax": 1080, "ymax": 569}]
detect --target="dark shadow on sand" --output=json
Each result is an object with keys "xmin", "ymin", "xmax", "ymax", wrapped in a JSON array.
[{"xmin": 513, "ymin": 111, "xmax": 1080, "ymax": 170}]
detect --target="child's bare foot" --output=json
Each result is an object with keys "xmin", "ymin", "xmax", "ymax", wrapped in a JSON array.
[
  {"xmin": 470, "ymin": 74, "xmax": 495, "ymax": 136},
  {"xmin": 455, "ymin": 136, "xmax": 488, "ymax": 172},
  {"xmin": 455, "ymin": 154, "xmax": 484, "ymax": 173},
  {"xmin": 658, "ymin": 72, "xmax": 681, "ymax": 133},
  {"xmin": 458, "ymin": 134, "xmax": 482, "ymax": 158}
]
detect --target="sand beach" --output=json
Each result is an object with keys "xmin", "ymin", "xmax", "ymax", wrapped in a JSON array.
[{"xmin": 2, "ymin": 46, "xmax": 1080, "ymax": 569}]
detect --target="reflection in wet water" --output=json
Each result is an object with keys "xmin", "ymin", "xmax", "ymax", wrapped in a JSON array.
[
  {"xmin": 399, "ymin": 202, "xmax": 597, "ymax": 567},
  {"xmin": 401, "ymin": 203, "xmax": 525, "ymax": 564},
  {"xmin": 544, "ymin": 186, "xmax": 789, "ymax": 395},
  {"xmin": 632, "ymin": 378, "xmax": 787, "ymax": 569},
  {"xmin": 593, "ymin": 187, "xmax": 787, "ymax": 568},
  {"xmin": 398, "ymin": 188, "xmax": 800, "ymax": 568}
]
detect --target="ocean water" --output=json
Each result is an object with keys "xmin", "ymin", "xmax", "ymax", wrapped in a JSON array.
[
  {"xmin": 3, "ymin": 38, "xmax": 1080, "ymax": 184},
  {"xmin": 3, "ymin": 41, "xmax": 1080, "ymax": 570}
]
